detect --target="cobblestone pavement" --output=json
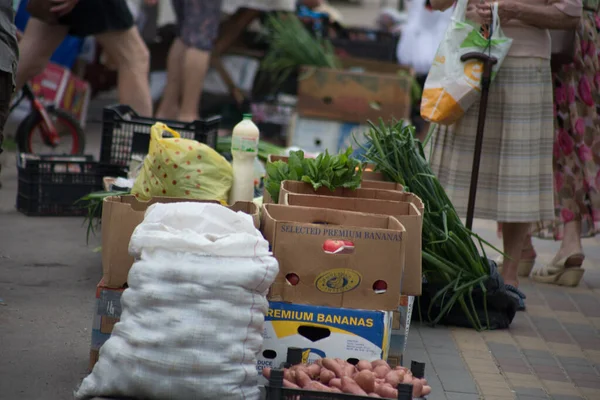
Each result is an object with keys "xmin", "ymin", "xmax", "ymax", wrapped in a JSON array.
[{"xmin": 399, "ymin": 220, "xmax": 600, "ymax": 400}]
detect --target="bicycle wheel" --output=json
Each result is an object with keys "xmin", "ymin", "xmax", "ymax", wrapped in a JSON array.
[{"xmin": 16, "ymin": 107, "xmax": 86, "ymax": 155}]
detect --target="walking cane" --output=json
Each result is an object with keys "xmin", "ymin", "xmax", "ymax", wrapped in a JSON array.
[{"xmin": 460, "ymin": 52, "xmax": 497, "ymax": 231}]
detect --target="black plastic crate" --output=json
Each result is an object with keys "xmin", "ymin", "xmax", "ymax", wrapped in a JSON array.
[
  {"xmin": 265, "ymin": 369, "xmax": 414, "ymax": 400},
  {"xmin": 100, "ymin": 104, "xmax": 221, "ymax": 167},
  {"xmin": 16, "ymin": 154, "xmax": 124, "ymax": 217}
]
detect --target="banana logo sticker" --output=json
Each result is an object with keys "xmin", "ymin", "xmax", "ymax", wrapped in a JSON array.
[{"xmin": 301, "ymin": 348, "xmax": 327, "ymax": 364}]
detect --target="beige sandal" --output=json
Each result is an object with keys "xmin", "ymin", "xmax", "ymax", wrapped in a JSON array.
[{"xmin": 531, "ymin": 253, "xmax": 585, "ymax": 287}]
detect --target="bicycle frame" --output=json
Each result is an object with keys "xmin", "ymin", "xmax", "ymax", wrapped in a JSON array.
[{"xmin": 10, "ymin": 83, "xmax": 61, "ymax": 148}]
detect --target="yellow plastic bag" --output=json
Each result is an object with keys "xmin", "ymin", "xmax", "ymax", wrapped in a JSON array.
[{"xmin": 132, "ymin": 123, "xmax": 233, "ymax": 203}]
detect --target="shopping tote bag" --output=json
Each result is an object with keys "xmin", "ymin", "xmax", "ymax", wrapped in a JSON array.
[{"xmin": 420, "ymin": 1, "xmax": 512, "ymax": 125}]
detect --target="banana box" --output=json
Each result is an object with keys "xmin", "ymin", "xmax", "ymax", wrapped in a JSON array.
[{"xmin": 257, "ymin": 301, "xmax": 392, "ymax": 379}]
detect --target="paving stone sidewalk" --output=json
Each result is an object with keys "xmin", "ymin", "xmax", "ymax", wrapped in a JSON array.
[{"xmin": 401, "ymin": 220, "xmax": 600, "ymax": 400}]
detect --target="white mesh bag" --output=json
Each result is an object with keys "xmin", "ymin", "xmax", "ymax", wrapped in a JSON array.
[{"xmin": 75, "ymin": 202, "xmax": 278, "ymax": 400}]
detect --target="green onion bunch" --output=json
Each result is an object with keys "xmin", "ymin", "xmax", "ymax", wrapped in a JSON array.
[{"xmin": 357, "ymin": 120, "xmax": 501, "ymax": 330}]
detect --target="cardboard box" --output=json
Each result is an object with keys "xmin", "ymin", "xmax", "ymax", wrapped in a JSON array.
[
  {"xmin": 101, "ymin": 196, "xmax": 260, "ymax": 288},
  {"xmin": 262, "ymin": 203, "xmax": 405, "ymax": 310},
  {"xmin": 89, "ymin": 279, "xmax": 124, "ymax": 371},
  {"xmin": 387, "ymin": 295, "xmax": 414, "ymax": 368},
  {"xmin": 297, "ymin": 66, "xmax": 412, "ymax": 124},
  {"xmin": 282, "ymin": 193, "xmax": 422, "ymax": 296},
  {"xmin": 257, "ymin": 301, "xmax": 392, "ymax": 378},
  {"xmin": 361, "ymin": 180, "xmax": 404, "ymax": 191},
  {"xmin": 288, "ymin": 116, "xmax": 370, "ymax": 156},
  {"xmin": 279, "ymin": 180, "xmax": 424, "ymax": 214}
]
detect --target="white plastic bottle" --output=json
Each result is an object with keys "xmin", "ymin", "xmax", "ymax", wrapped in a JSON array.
[{"xmin": 229, "ymin": 114, "xmax": 260, "ymax": 204}]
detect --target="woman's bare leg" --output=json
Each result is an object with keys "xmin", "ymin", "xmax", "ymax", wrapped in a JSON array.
[
  {"xmin": 555, "ymin": 220, "xmax": 584, "ymax": 260},
  {"xmin": 96, "ymin": 27, "xmax": 152, "ymax": 117},
  {"xmin": 15, "ymin": 19, "xmax": 68, "ymax": 92},
  {"xmin": 155, "ymin": 38, "xmax": 185, "ymax": 119},
  {"xmin": 178, "ymin": 47, "xmax": 211, "ymax": 122},
  {"xmin": 501, "ymin": 222, "xmax": 531, "ymax": 287}
]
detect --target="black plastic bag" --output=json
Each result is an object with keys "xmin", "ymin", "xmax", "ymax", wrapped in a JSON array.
[{"xmin": 413, "ymin": 259, "xmax": 518, "ymax": 330}]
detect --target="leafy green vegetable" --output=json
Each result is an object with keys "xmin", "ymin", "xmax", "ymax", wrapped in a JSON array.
[
  {"xmin": 357, "ymin": 119, "xmax": 503, "ymax": 331},
  {"xmin": 265, "ymin": 148, "xmax": 362, "ymax": 203}
]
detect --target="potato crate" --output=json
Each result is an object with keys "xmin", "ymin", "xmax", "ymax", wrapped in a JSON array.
[
  {"xmin": 16, "ymin": 154, "xmax": 124, "ymax": 217},
  {"xmin": 264, "ymin": 347, "xmax": 427, "ymax": 400},
  {"xmin": 100, "ymin": 104, "xmax": 220, "ymax": 167}
]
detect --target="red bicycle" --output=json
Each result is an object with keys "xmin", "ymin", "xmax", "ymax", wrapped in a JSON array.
[{"xmin": 10, "ymin": 82, "xmax": 85, "ymax": 155}]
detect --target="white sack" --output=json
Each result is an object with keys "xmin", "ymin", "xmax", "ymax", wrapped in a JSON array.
[
  {"xmin": 397, "ymin": 0, "xmax": 452, "ymax": 75},
  {"xmin": 75, "ymin": 203, "xmax": 279, "ymax": 400}
]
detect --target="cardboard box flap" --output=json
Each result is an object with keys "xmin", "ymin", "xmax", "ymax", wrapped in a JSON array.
[
  {"xmin": 280, "ymin": 180, "xmax": 424, "ymax": 213},
  {"xmin": 262, "ymin": 204, "xmax": 406, "ymax": 310},
  {"xmin": 285, "ymin": 194, "xmax": 421, "ymax": 218},
  {"xmin": 263, "ymin": 203, "xmax": 405, "ymax": 232}
]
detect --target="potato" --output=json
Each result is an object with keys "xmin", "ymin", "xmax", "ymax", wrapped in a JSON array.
[
  {"xmin": 319, "ymin": 368, "xmax": 335, "ymax": 385},
  {"xmin": 357, "ymin": 360, "xmax": 373, "ymax": 371},
  {"xmin": 306, "ymin": 363, "xmax": 321, "ymax": 379},
  {"xmin": 368, "ymin": 394, "xmax": 381, "ymax": 398},
  {"xmin": 330, "ymin": 387, "xmax": 343, "ymax": 393},
  {"xmin": 374, "ymin": 383, "xmax": 397, "ymax": 399},
  {"xmin": 290, "ymin": 364, "xmax": 308, "ymax": 374},
  {"xmin": 283, "ymin": 379, "xmax": 300, "ymax": 389},
  {"xmin": 420, "ymin": 378, "xmax": 428, "ymax": 386},
  {"xmin": 315, "ymin": 359, "xmax": 323, "ymax": 367},
  {"xmin": 354, "ymin": 370, "xmax": 376, "ymax": 393},
  {"xmin": 262, "ymin": 367, "xmax": 271, "ymax": 379},
  {"xmin": 412, "ymin": 379, "xmax": 424, "ymax": 398},
  {"xmin": 344, "ymin": 363, "xmax": 357, "ymax": 377},
  {"xmin": 322, "ymin": 358, "xmax": 344, "ymax": 378},
  {"xmin": 384, "ymin": 370, "xmax": 401, "ymax": 387},
  {"xmin": 374, "ymin": 365, "xmax": 391, "ymax": 379},
  {"xmin": 329, "ymin": 378, "xmax": 342, "ymax": 390},
  {"xmin": 306, "ymin": 381, "xmax": 333, "ymax": 392},
  {"xmin": 371, "ymin": 360, "xmax": 390, "ymax": 369},
  {"xmin": 341, "ymin": 377, "xmax": 368, "ymax": 395},
  {"xmin": 402, "ymin": 373, "xmax": 413, "ymax": 384},
  {"xmin": 421, "ymin": 385, "xmax": 432, "ymax": 396},
  {"xmin": 283, "ymin": 369, "xmax": 296, "ymax": 384},
  {"xmin": 295, "ymin": 370, "xmax": 312, "ymax": 389}
]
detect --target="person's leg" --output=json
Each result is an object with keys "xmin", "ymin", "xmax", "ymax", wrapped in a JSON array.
[
  {"xmin": 501, "ymin": 222, "xmax": 531, "ymax": 288},
  {"xmin": 15, "ymin": 19, "xmax": 68, "ymax": 92},
  {"xmin": 95, "ymin": 27, "xmax": 152, "ymax": 116},
  {"xmin": 155, "ymin": 38, "xmax": 185, "ymax": 119},
  {"xmin": 555, "ymin": 219, "xmax": 583, "ymax": 260},
  {"xmin": 155, "ymin": 0, "xmax": 185, "ymax": 120},
  {"xmin": 177, "ymin": 0, "xmax": 222, "ymax": 122}
]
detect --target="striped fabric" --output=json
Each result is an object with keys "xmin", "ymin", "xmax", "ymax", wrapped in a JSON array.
[{"xmin": 426, "ymin": 57, "xmax": 555, "ymax": 222}]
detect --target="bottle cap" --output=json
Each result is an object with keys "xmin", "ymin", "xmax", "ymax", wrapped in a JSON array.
[
  {"xmin": 286, "ymin": 347, "xmax": 303, "ymax": 366},
  {"xmin": 243, "ymin": 113, "xmax": 253, "ymax": 120},
  {"xmin": 397, "ymin": 383, "xmax": 413, "ymax": 400}
]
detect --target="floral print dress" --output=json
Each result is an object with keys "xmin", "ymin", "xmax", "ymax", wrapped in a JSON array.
[{"xmin": 536, "ymin": 10, "xmax": 600, "ymax": 240}]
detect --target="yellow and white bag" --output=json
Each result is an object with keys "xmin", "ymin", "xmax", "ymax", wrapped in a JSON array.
[{"xmin": 420, "ymin": 1, "xmax": 512, "ymax": 125}]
